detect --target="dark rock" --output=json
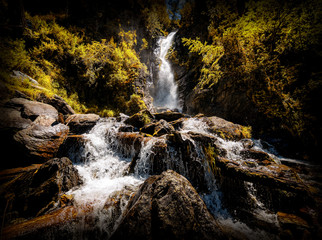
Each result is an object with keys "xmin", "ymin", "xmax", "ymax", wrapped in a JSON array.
[
  {"xmin": 2, "ymin": 206, "xmax": 78, "ymax": 240},
  {"xmin": 240, "ymin": 149, "xmax": 276, "ymax": 165},
  {"xmin": 7, "ymin": 98, "xmax": 58, "ymax": 121},
  {"xmin": 211, "ymin": 156, "xmax": 314, "ymax": 230},
  {"xmin": 153, "ymin": 110, "xmax": 186, "ymax": 122},
  {"xmin": 111, "ymin": 170, "xmax": 225, "ymax": 240},
  {"xmin": 13, "ymin": 123, "xmax": 69, "ymax": 163},
  {"xmin": 65, "ymin": 114, "xmax": 100, "ymax": 134},
  {"xmin": 114, "ymin": 132, "xmax": 145, "ymax": 158},
  {"xmin": 0, "ymin": 157, "xmax": 82, "ymax": 225},
  {"xmin": 37, "ymin": 93, "xmax": 75, "ymax": 115},
  {"xmin": 241, "ymin": 138, "xmax": 254, "ymax": 149},
  {"xmin": 169, "ymin": 117, "xmax": 186, "ymax": 130},
  {"xmin": 57, "ymin": 135, "xmax": 86, "ymax": 163},
  {"xmin": 140, "ymin": 119, "xmax": 175, "ymax": 137},
  {"xmin": 0, "ymin": 106, "xmax": 32, "ymax": 130},
  {"xmin": 124, "ymin": 109, "xmax": 154, "ymax": 129},
  {"xmin": 202, "ymin": 116, "xmax": 251, "ymax": 140},
  {"xmin": 119, "ymin": 125, "xmax": 135, "ymax": 132}
]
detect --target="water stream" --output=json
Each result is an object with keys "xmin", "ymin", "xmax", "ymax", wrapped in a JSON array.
[
  {"xmin": 63, "ymin": 115, "xmax": 287, "ymax": 239},
  {"xmin": 152, "ymin": 31, "xmax": 180, "ymax": 110}
]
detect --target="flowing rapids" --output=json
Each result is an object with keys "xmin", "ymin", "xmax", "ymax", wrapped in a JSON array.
[
  {"xmin": 152, "ymin": 31, "xmax": 180, "ymax": 110},
  {"xmin": 63, "ymin": 115, "xmax": 289, "ymax": 239}
]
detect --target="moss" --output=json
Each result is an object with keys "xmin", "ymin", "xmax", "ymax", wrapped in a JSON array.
[
  {"xmin": 203, "ymin": 144, "xmax": 219, "ymax": 176},
  {"xmin": 240, "ymin": 126, "xmax": 252, "ymax": 139}
]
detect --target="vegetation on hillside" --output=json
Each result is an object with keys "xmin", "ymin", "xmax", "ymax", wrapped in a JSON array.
[
  {"xmin": 176, "ymin": 0, "xmax": 322, "ymax": 157},
  {"xmin": 0, "ymin": 0, "xmax": 171, "ymax": 116}
]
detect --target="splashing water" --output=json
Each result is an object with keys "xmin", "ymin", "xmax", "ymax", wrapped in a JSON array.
[
  {"xmin": 64, "ymin": 116, "xmax": 291, "ymax": 239},
  {"xmin": 152, "ymin": 32, "xmax": 180, "ymax": 110}
]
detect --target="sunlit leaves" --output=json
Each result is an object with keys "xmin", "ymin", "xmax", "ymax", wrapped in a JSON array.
[{"xmin": 182, "ymin": 37, "xmax": 224, "ymax": 88}]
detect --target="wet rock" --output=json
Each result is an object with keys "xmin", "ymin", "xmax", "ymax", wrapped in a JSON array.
[
  {"xmin": 57, "ymin": 135, "xmax": 86, "ymax": 163},
  {"xmin": 111, "ymin": 170, "xmax": 225, "ymax": 240},
  {"xmin": 13, "ymin": 123, "xmax": 69, "ymax": 163},
  {"xmin": 0, "ymin": 157, "xmax": 82, "ymax": 225},
  {"xmin": 241, "ymin": 138, "xmax": 254, "ymax": 149},
  {"xmin": 124, "ymin": 109, "xmax": 154, "ymax": 129},
  {"xmin": 202, "ymin": 116, "xmax": 251, "ymax": 140},
  {"xmin": 169, "ymin": 117, "xmax": 186, "ymax": 130},
  {"xmin": 277, "ymin": 212, "xmax": 312, "ymax": 239},
  {"xmin": 65, "ymin": 114, "xmax": 100, "ymax": 134},
  {"xmin": 140, "ymin": 119, "xmax": 175, "ymax": 137},
  {"xmin": 2, "ymin": 206, "xmax": 78, "ymax": 240},
  {"xmin": 115, "ymin": 132, "xmax": 145, "ymax": 157},
  {"xmin": 240, "ymin": 149, "xmax": 276, "ymax": 165},
  {"xmin": 153, "ymin": 110, "xmax": 186, "ymax": 122},
  {"xmin": 211, "ymin": 156, "xmax": 314, "ymax": 230},
  {"xmin": 119, "ymin": 125, "xmax": 135, "ymax": 132}
]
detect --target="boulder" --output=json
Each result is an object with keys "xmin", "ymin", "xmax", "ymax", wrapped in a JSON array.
[
  {"xmin": 0, "ymin": 157, "xmax": 82, "ymax": 225},
  {"xmin": 240, "ymin": 149, "xmax": 276, "ymax": 165},
  {"xmin": 57, "ymin": 135, "xmax": 86, "ymax": 163},
  {"xmin": 65, "ymin": 114, "xmax": 100, "ymax": 134},
  {"xmin": 124, "ymin": 109, "xmax": 154, "ymax": 129},
  {"xmin": 111, "ymin": 170, "xmax": 225, "ymax": 240},
  {"xmin": 0, "ymin": 107, "xmax": 32, "ymax": 130},
  {"xmin": 153, "ymin": 110, "xmax": 186, "ymax": 122},
  {"xmin": 13, "ymin": 123, "xmax": 69, "ymax": 163},
  {"xmin": 37, "ymin": 93, "xmax": 75, "ymax": 115},
  {"xmin": 7, "ymin": 98, "xmax": 58, "ymax": 121},
  {"xmin": 140, "ymin": 119, "xmax": 175, "ymax": 137},
  {"xmin": 202, "ymin": 116, "xmax": 251, "ymax": 140}
]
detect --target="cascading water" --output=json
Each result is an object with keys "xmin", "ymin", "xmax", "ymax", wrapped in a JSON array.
[
  {"xmin": 62, "ymin": 115, "xmax": 293, "ymax": 239},
  {"xmin": 152, "ymin": 32, "xmax": 180, "ymax": 110}
]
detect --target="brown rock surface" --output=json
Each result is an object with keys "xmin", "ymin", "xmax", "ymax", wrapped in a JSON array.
[{"xmin": 111, "ymin": 170, "xmax": 225, "ymax": 240}]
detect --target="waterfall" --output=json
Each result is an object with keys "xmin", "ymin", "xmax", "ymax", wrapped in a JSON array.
[
  {"xmin": 152, "ymin": 32, "xmax": 180, "ymax": 111},
  {"xmin": 62, "ymin": 116, "xmax": 288, "ymax": 239}
]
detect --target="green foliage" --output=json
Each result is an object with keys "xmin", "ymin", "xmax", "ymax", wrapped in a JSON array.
[
  {"xmin": 1, "ymin": 13, "xmax": 148, "ymax": 115},
  {"xmin": 139, "ymin": 0, "xmax": 171, "ymax": 37},
  {"xmin": 181, "ymin": 0, "xmax": 322, "ymax": 140},
  {"xmin": 126, "ymin": 94, "xmax": 147, "ymax": 116},
  {"xmin": 182, "ymin": 38, "xmax": 224, "ymax": 89}
]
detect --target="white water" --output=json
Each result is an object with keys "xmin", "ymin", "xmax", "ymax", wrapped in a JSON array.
[
  {"xmin": 153, "ymin": 32, "xmax": 180, "ymax": 110},
  {"xmin": 66, "ymin": 118, "xmax": 145, "ymax": 237},
  {"xmin": 63, "ymin": 116, "xmax": 287, "ymax": 239}
]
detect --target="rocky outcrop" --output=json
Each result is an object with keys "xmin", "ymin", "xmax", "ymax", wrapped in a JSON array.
[
  {"xmin": 140, "ymin": 119, "xmax": 175, "ymax": 137},
  {"xmin": 7, "ymin": 98, "xmax": 58, "ymax": 121},
  {"xmin": 124, "ymin": 109, "xmax": 154, "ymax": 129},
  {"xmin": 0, "ymin": 157, "xmax": 82, "ymax": 226},
  {"xmin": 37, "ymin": 93, "xmax": 75, "ymax": 115},
  {"xmin": 153, "ymin": 111, "xmax": 186, "ymax": 122},
  {"xmin": 201, "ymin": 116, "xmax": 251, "ymax": 140},
  {"xmin": 0, "ymin": 98, "xmax": 68, "ymax": 168},
  {"xmin": 13, "ymin": 123, "xmax": 69, "ymax": 163},
  {"xmin": 111, "ymin": 170, "xmax": 225, "ymax": 240},
  {"xmin": 65, "ymin": 114, "xmax": 100, "ymax": 134}
]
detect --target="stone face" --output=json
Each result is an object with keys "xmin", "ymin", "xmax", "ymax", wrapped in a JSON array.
[
  {"xmin": 37, "ymin": 93, "xmax": 75, "ymax": 115},
  {"xmin": 202, "ymin": 116, "xmax": 251, "ymax": 140},
  {"xmin": 13, "ymin": 123, "xmax": 69, "ymax": 163},
  {"xmin": 153, "ymin": 110, "xmax": 186, "ymax": 122},
  {"xmin": 65, "ymin": 114, "xmax": 100, "ymax": 134},
  {"xmin": 140, "ymin": 119, "xmax": 175, "ymax": 137},
  {"xmin": 8, "ymin": 98, "xmax": 58, "ymax": 121},
  {"xmin": 0, "ymin": 107, "xmax": 32, "ymax": 130},
  {"xmin": 111, "ymin": 170, "xmax": 225, "ymax": 240},
  {"xmin": 124, "ymin": 109, "xmax": 154, "ymax": 129},
  {"xmin": 0, "ymin": 158, "xmax": 82, "ymax": 225}
]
